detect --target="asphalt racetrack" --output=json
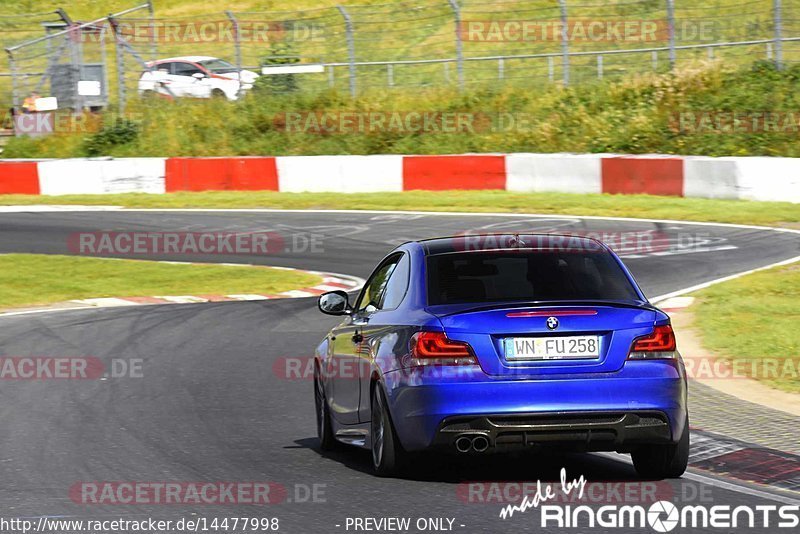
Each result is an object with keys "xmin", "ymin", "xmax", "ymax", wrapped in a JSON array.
[{"xmin": 1, "ymin": 209, "xmax": 799, "ymax": 533}]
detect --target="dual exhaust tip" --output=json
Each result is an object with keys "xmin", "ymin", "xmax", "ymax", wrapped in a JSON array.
[{"xmin": 455, "ymin": 434, "xmax": 490, "ymax": 453}]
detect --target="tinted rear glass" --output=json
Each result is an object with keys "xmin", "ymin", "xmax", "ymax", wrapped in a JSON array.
[{"xmin": 427, "ymin": 250, "xmax": 640, "ymax": 305}]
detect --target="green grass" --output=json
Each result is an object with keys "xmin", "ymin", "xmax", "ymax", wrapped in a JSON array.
[
  {"xmin": 692, "ymin": 263, "xmax": 800, "ymax": 393},
  {"xmin": 8, "ymin": 61, "xmax": 800, "ymax": 159},
  {"xmin": 1, "ymin": 190, "xmax": 798, "ymax": 226},
  {"xmin": 0, "ymin": 253, "xmax": 321, "ymax": 309}
]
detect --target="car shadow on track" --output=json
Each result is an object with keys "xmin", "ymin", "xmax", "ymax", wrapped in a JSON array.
[{"xmin": 293, "ymin": 438, "xmax": 644, "ymax": 483}]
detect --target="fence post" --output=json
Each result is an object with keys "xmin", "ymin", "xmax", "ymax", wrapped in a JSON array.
[
  {"xmin": 447, "ymin": 0, "xmax": 465, "ymax": 91},
  {"xmin": 69, "ymin": 24, "xmax": 84, "ymax": 111},
  {"xmin": 336, "ymin": 5, "xmax": 356, "ymax": 97},
  {"xmin": 557, "ymin": 0, "xmax": 569, "ymax": 86},
  {"xmin": 147, "ymin": 0, "xmax": 157, "ymax": 63},
  {"xmin": 226, "ymin": 11, "xmax": 243, "ymax": 98},
  {"xmin": 101, "ymin": 27, "xmax": 110, "ymax": 108},
  {"xmin": 774, "ymin": 0, "xmax": 783, "ymax": 69},
  {"xmin": 387, "ymin": 63, "xmax": 394, "ymax": 87},
  {"xmin": 666, "ymin": 0, "xmax": 676, "ymax": 69},
  {"xmin": 6, "ymin": 51, "xmax": 19, "ymax": 110},
  {"xmin": 597, "ymin": 55, "xmax": 603, "ymax": 80},
  {"xmin": 109, "ymin": 17, "xmax": 126, "ymax": 113},
  {"xmin": 498, "ymin": 58, "xmax": 504, "ymax": 80}
]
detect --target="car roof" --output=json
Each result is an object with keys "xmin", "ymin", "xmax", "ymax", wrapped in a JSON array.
[
  {"xmin": 152, "ymin": 56, "xmax": 219, "ymax": 63},
  {"xmin": 414, "ymin": 234, "xmax": 607, "ymax": 255}
]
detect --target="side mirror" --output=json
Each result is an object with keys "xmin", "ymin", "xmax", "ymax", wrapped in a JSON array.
[
  {"xmin": 192, "ymin": 72, "xmax": 206, "ymax": 79},
  {"xmin": 318, "ymin": 290, "xmax": 353, "ymax": 316}
]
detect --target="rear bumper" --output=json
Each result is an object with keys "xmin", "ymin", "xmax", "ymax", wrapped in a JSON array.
[
  {"xmin": 432, "ymin": 411, "xmax": 673, "ymax": 452},
  {"xmin": 382, "ymin": 360, "xmax": 687, "ymax": 452}
]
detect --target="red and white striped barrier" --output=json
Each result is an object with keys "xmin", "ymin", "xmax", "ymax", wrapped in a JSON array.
[{"xmin": 1, "ymin": 153, "xmax": 799, "ymax": 202}]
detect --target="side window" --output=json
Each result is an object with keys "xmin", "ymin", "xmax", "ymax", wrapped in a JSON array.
[
  {"xmin": 173, "ymin": 62, "xmax": 203, "ymax": 76},
  {"xmin": 380, "ymin": 253, "xmax": 410, "ymax": 310},
  {"xmin": 155, "ymin": 62, "xmax": 174, "ymax": 74},
  {"xmin": 356, "ymin": 254, "xmax": 401, "ymax": 313}
]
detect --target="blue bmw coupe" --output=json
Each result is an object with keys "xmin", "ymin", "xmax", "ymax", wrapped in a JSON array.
[{"xmin": 314, "ymin": 234, "xmax": 689, "ymax": 478}]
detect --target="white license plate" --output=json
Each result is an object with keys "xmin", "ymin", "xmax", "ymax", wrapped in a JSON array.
[{"xmin": 503, "ymin": 335, "xmax": 601, "ymax": 361}]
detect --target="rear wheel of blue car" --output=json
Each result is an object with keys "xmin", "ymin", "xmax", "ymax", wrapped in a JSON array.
[
  {"xmin": 632, "ymin": 418, "xmax": 689, "ymax": 479},
  {"xmin": 371, "ymin": 384, "xmax": 407, "ymax": 476},
  {"xmin": 314, "ymin": 366, "xmax": 336, "ymax": 451}
]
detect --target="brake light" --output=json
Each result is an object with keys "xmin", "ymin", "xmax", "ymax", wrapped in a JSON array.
[
  {"xmin": 410, "ymin": 331, "xmax": 477, "ymax": 366},
  {"xmin": 628, "ymin": 324, "xmax": 678, "ymax": 359}
]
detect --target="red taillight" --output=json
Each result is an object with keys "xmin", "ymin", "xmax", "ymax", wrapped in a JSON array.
[
  {"xmin": 628, "ymin": 324, "xmax": 678, "ymax": 359},
  {"xmin": 410, "ymin": 332, "xmax": 477, "ymax": 365}
]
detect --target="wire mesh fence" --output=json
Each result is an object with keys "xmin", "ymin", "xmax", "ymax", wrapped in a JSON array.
[{"xmin": 2, "ymin": 0, "xmax": 799, "ymax": 118}]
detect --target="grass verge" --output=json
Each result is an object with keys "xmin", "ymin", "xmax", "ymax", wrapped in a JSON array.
[
  {"xmin": 692, "ymin": 262, "xmax": 800, "ymax": 393},
  {"xmin": 0, "ymin": 254, "xmax": 321, "ymax": 309},
  {"xmin": 0, "ymin": 190, "xmax": 799, "ymax": 226},
  {"xmin": 7, "ymin": 62, "xmax": 800, "ymax": 159}
]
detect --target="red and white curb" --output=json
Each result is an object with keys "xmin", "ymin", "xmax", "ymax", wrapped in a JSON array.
[
  {"xmin": 2, "ymin": 153, "xmax": 799, "ymax": 203},
  {"xmin": 71, "ymin": 269, "xmax": 364, "ymax": 308},
  {"xmin": 0, "ymin": 267, "xmax": 365, "ymax": 317},
  {"xmin": 655, "ymin": 296, "xmax": 695, "ymax": 313}
]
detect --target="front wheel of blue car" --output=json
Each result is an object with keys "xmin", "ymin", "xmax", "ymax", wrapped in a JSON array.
[
  {"xmin": 371, "ymin": 384, "xmax": 407, "ymax": 477},
  {"xmin": 632, "ymin": 418, "xmax": 690, "ymax": 479}
]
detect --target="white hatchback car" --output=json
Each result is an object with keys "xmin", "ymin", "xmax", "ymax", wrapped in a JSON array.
[{"xmin": 138, "ymin": 56, "xmax": 259, "ymax": 101}]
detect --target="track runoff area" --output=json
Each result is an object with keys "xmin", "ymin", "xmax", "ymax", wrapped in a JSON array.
[{"xmin": 0, "ymin": 207, "xmax": 798, "ymax": 533}]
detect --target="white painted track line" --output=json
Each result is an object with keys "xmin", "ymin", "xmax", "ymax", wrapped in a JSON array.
[{"xmin": 650, "ymin": 254, "xmax": 800, "ymax": 303}]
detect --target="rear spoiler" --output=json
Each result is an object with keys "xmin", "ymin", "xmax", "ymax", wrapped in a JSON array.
[{"xmin": 426, "ymin": 299, "xmax": 656, "ymax": 318}]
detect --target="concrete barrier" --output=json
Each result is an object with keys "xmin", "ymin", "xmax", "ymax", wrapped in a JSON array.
[
  {"xmin": 37, "ymin": 158, "xmax": 165, "ymax": 195},
  {"xmin": 506, "ymin": 153, "xmax": 602, "ymax": 194},
  {"xmin": 276, "ymin": 155, "xmax": 402, "ymax": 193},
  {"xmin": 403, "ymin": 155, "xmax": 506, "ymax": 191},
  {"xmin": 1, "ymin": 153, "xmax": 798, "ymax": 203},
  {"xmin": 165, "ymin": 157, "xmax": 277, "ymax": 192}
]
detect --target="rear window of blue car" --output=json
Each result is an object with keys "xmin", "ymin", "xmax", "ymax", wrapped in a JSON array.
[{"xmin": 426, "ymin": 250, "xmax": 641, "ymax": 305}]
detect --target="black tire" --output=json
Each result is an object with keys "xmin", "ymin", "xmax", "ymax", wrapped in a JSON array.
[
  {"xmin": 370, "ymin": 384, "xmax": 407, "ymax": 477},
  {"xmin": 632, "ymin": 417, "xmax": 690, "ymax": 479},
  {"xmin": 211, "ymin": 89, "xmax": 227, "ymax": 99},
  {"xmin": 314, "ymin": 365, "xmax": 336, "ymax": 451}
]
